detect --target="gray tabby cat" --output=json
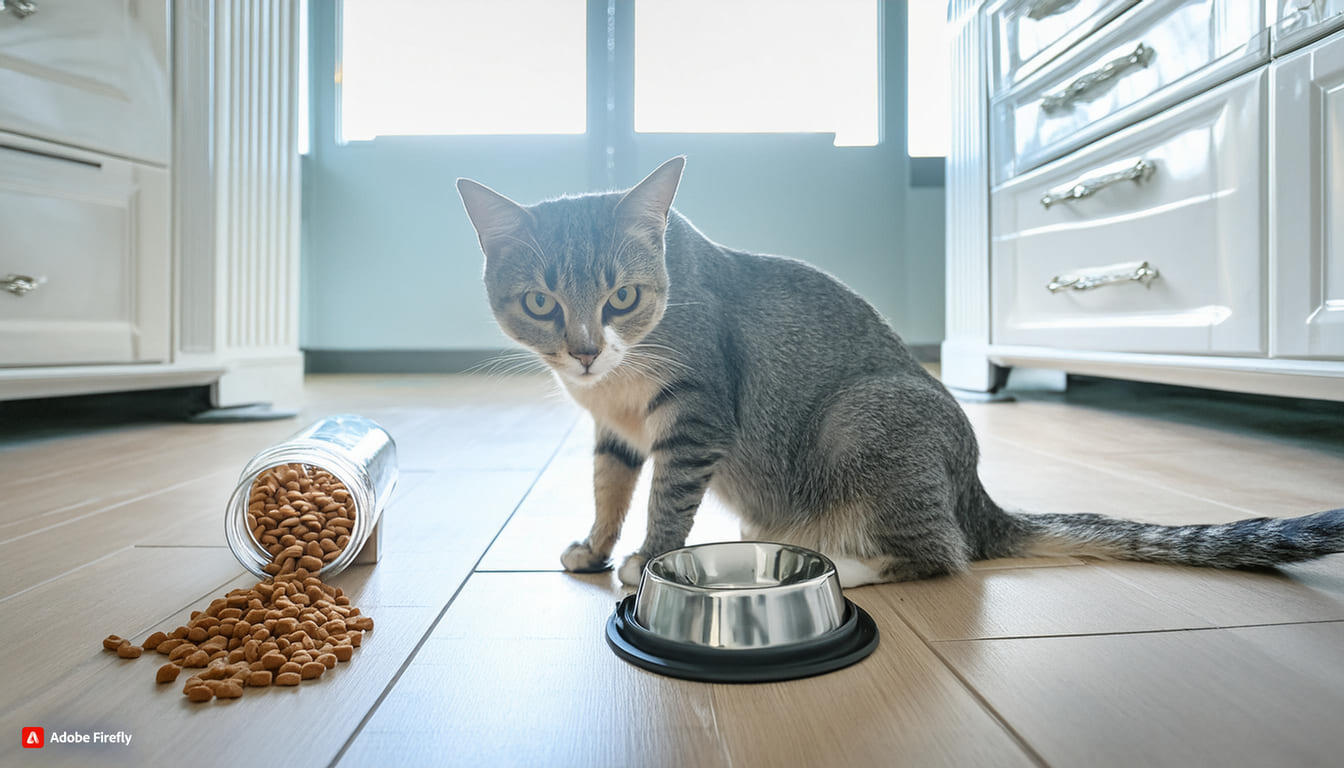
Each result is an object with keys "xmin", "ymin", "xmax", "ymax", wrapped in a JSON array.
[{"xmin": 458, "ymin": 157, "xmax": 1344, "ymax": 588}]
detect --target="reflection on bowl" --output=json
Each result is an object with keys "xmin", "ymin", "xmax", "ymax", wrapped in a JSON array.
[{"xmin": 633, "ymin": 541, "xmax": 847, "ymax": 650}]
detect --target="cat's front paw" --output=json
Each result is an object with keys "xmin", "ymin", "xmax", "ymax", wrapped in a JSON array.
[
  {"xmin": 617, "ymin": 553, "xmax": 648, "ymax": 587},
  {"xmin": 560, "ymin": 540, "xmax": 611, "ymax": 573}
]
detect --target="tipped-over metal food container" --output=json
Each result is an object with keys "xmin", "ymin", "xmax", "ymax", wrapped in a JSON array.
[{"xmin": 606, "ymin": 542, "xmax": 879, "ymax": 683}]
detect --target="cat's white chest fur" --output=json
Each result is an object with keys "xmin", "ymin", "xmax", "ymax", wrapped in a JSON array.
[{"xmin": 562, "ymin": 372, "xmax": 661, "ymax": 453}]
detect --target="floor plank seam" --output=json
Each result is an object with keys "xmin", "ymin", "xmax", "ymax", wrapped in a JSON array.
[
  {"xmin": 0, "ymin": 544, "xmax": 135, "ymax": 605},
  {"xmin": 982, "ymin": 434, "xmax": 1262, "ymax": 518},
  {"xmin": 0, "ymin": 496, "xmax": 102, "ymax": 532},
  {"xmin": 325, "ymin": 415, "xmax": 579, "ymax": 768},
  {"xmin": 1, "ymin": 467, "xmax": 234, "ymax": 547},
  {"xmin": 1006, "ymin": 395, "xmax": 1344, "ymax": 457},
  {"xmin": 2, "ymin": 430, "xmax": 189, "ymax": 490},
  {"xmin": 970, "ymin": 562, "xmax": 1086, "ymax": 572},
  {"xmin": 134, "ymin": 544, "xmax": 230, "ymax": 549},
  {"xmin": 1092, "ymin": 560, "xmax": 1344, "ymax": 631},
  {"xmin": 881, "ymin": 596, "xmax": 1052, "ymax": 768},
  {"xmin": 131, "ymin": 571, "xmax": 254, "ymax": 639},
  {"xmin": 926, "ymin": 617, "xmax": 1344, "ymax": 644}
]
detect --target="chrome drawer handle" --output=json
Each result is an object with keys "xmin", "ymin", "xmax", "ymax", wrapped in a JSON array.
[
  {"xmin": 1026, "ymin": 0, "xmax": 1079, "ymax": 20},
  {"xmin": 1047, "ymin": 261, "xmax": 1160, "ymax": 293},
  {"xmin": 1041, "ymin": 43, "xmax": 1154, "ymax": 114},
  {"xmin": 2, "ymin": 274, "xmax": 45, "ymax": 296},
  {"xmin": 1, "ymin": 0, "xmax": 37, "ymax": 19},
  {"xmin": 1040, "ymin": 159, "xmax": 1155, "ymax": 209}
]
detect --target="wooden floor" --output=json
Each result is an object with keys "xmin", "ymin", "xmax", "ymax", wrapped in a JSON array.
[{"xmin": 3, "ymin": 372, "xmax": 1343, "ymax": 767}]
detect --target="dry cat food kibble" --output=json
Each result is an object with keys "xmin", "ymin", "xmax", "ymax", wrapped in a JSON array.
[
  {"xmin": 156, "ymin": 663, "xmax": 181, "ymax": 683},
  {"xmin": 100, "ymin": 463, "xmax": 373, "ymax": 702},
  {"xmin": 247, "ymin": 463, "xmax": 356, "ymax": 575}
]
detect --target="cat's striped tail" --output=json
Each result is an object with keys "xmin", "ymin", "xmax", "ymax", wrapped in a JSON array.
[{"xmin": 1006, "ymin": 507, "xmax": 1344, "ymax": 568}]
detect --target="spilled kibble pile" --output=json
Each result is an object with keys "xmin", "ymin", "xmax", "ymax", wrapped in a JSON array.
[{"xmin": 100, "ymin": 463, "xmax": 373, "ymax": 702}]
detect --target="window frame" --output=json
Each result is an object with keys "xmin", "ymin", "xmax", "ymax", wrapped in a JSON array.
[{"xmin": 308, "ymin": 1, "xmax": 937, "ymax": 187}]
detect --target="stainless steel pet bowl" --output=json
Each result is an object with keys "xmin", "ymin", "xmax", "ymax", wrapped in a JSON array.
[
  {"xmin": 605, "ymin": 541, "xmax": 879, "ymax": 683},
  {"xmin": 636, "ymin": 541, "xmax": 845, "ymax": 649}
]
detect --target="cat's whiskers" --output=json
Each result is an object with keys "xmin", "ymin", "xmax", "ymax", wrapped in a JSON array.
[
  {"xmin": 628, "ymin": 341, "xmax": 690, "ymax": 363},
  {"xmin": 539, "ymin": 378, "xmax": 572, "ymax": 404},
  {"xmin": 464, "ymin": 350, "xmax": 549, "ymax": 381},
  {"xmin": 612, "ymin": 354, "xmax": 675, "ymax": 392},
  {"xmin": 483, "ymin": 361, "xmax": 548, "ymax": 381},
  {"xmin": 463, "ymin": 349, "xmax": 535, "ymax": 371},
  {"xmin": 463, "ymin": 358, "xmax": 520, "ymax": 377},
  {"xmin": 607, "ymin": 352, "xmax": 653, "ymax": 380},
  {"xmin": 625, "ymin": 346, "xmax": 692, "ymax": 379},
  {"xmin": 622, "ymin": 360, "xmax": 679, "ymax": 390},
  {"xmin": 627, "ymin": 352, "xmax": 684, "ymax": 383}
]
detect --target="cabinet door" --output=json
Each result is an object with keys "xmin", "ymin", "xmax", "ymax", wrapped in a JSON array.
[
  {"xmin": 1272, "ymin": 34, "xmax": 1344, "ymax": 359},
  {"xmin": 0, "ymin": 0, "xmax": 169, "ymax": 165},
  {"xmin": 0, "ymin": 133, "xmax": 169, "ymax": 366}
]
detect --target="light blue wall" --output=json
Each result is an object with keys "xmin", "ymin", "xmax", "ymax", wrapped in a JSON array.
[
  {"xmin": 301, "ymin": 1, "xmax": 945, "ymax": 352},
  {"xmin": 302, "ymin": 136, "xmax": 588, "ymax": 349},
  {"xmin": 633, "ymin": 133, "xmax": 909, "ymax": 327},
  {"xmin": 903, "ymin": 185, "xmax": 948, "ymax": 344}
]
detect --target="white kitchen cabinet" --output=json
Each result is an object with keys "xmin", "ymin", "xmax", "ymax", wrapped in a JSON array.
[
  {"xmin": 1271, "ymin": 33, "xmax": 1344, "ymax": 359},
  {"xmin": 0, "ymin": 132, "xmax": 169, "ymax": 366},
  {"xmin": 945, "ymin": 0, "xmax": 1344, "ymax": 401},
  {"xmin": 0, "ymin": 1, "xmax": 304, "ymax": 407}
]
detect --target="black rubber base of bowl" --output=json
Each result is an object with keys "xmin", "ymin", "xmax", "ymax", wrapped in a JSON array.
[{"xmin": 605, "ymin": 594, "xmax": 879, "ymax": 683}]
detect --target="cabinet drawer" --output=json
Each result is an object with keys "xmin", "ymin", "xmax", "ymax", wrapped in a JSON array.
[
  {"xmin": 986, "ymin": 0, "xmax": 1137, "ymax": 93},
  {"xmin": 991, "ymin": 70, "xmax": 1265, "ymax": 355},
  {"xmin": 0, "ymin": 133, "xmax": 169, "ymax": 366},
  {"xmin": 0, "ymin": 0, "xmax": 169, "ymax": 165},
  {"xmin": 991, "ymin": 0, "xmax": 1266, "ymax": 184}
]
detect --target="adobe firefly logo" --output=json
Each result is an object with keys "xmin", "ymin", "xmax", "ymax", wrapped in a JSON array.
[{"xmin": 22, "ymin": 727, "xmax": 44, "ymax": 749}]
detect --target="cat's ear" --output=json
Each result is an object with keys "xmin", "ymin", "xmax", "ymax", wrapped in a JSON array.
[
  {"xmin": 615, "ymin": 156, "xmax": 685, "ymax": 233},
  {"xmin": 456, "ymin": 178, "xmax": 533, "ymax": 257}
]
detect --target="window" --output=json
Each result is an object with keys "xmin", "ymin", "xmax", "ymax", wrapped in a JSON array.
[
  {"xmin": 339, "ymin": 0, "xmax": 586, "ymax": 141},
  {"xmin": 906, "ymin": 0, "xmax": 950, "ymax": 158},
  {"xmin": 633, "ymin": 0, "xmax": 880, "ymax": 147}
]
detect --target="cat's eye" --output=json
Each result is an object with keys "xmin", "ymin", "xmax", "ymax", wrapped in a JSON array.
[
  {"xmin": 606, "ymin": 285, "xmax": 640, "ymax": 315},
  {"xmin": 521, "ymin": 291, "xmax": 560, "ymax": 320}
]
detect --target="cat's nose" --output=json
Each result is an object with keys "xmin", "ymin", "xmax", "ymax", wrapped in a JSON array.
[{"xmin": 569, "ymin": 348, "xmax": 600, "ymax": 370}]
